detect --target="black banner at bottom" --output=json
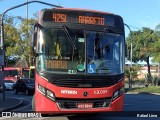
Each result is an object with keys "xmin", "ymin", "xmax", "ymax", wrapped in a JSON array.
[{"xmin": 0, "ymin": 111, "xmax": 160, "ymax": 118}]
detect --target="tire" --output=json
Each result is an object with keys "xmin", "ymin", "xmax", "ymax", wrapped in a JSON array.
[
  {"xmin": 32, "ymin": 95, "xmax": 35, "ymax": 111},
  {"xmin": 14, "ymin": 89, "xmax": 17, "ymax": 94}
]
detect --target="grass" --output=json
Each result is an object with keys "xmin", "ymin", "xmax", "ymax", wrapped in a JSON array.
[{"xmin": 125, "ymin": 86, "xmax": 160, "ymax": 93}]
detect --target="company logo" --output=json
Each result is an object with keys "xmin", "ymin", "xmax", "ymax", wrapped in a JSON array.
[
  {"xmin": 83, "ymin": 92, "xmax": 88, "ymax": 97},
  {"xmin": 61, "ymin": 90, "xmax": 77, "ymax": 94}
]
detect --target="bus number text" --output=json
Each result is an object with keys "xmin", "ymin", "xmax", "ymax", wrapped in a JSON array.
[
  {"xmin": 94, "ymin": 90, "xmax": 108, "ymax": 94},
  {"xmin": 53, "ymin": 13, "xmax": 67, "ymax": 22}
]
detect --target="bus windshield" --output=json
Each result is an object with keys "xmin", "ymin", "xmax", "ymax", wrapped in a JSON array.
[
  {"xmin": 4, "ymin": 69, "xmax": 19, "ymax": 77},
  {"xmin": 37, "ymin": 28, "xmax": 124, "ymax": 75}
]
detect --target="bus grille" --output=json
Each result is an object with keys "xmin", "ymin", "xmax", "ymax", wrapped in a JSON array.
[
  {"xmin": 43, "ymin": 73, "xmax": 124, "ymax": 88},
  {"xmin": 52, "ymin": 78, "xmax": 119, "ymax": 88},
  {"xmin": 56, "ymin": 98, "xmax": 112, "ymax": 109}
]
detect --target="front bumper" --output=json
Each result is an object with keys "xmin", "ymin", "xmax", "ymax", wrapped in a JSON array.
[{"xmin": 35, "ymin": 90, "xmax": 124, "ymax": 114}]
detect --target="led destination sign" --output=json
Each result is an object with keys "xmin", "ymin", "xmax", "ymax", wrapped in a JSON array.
[
  {"xmin": 78, "ymin": 16, "xmax": 104, "ymax": 25},
  {"xmin": 52, "ymin": 13, "xmax": 104, "ymax": 25},
  {"xmin": 42, "ymin": 10, "xmax": 118, "ymax": 26}
]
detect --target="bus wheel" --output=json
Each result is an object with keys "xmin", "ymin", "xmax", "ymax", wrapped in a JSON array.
[
  {"xmin": 14, "ymin": 89, "xmax": 17, "ymax": 94},
  {"xmin": 32, "ymin": 95, "xmax": 35, "ymax": 111}
]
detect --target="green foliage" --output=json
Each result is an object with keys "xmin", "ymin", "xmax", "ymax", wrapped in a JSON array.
[
  {"xmin": 125, "ymin": 66, "xmax": 139, "ymax": 82},
  {"xmin": 143, "ymin": 73, "xmax": 160, "ymax": 87},
  {"xmin": 152, "ymin": 76, "xmax": 160, "ymax": 86},
  {"xmin": 126, "ymin": 27, "xmax": 159, "ymax": 78},
  {"xmin": 152, "ymin": 24, "xmax": 160, "ymax": 63},
  {"xmin": 145, "ymin": 73, "xmax": 153, "ymax": 85},
  {"xmin": 17, "ymin": 18, "xmax": 36, "ymax": 66},
  {"xmin": 0, "ymin": 14, "xmax": 36, "ymax": 67},
  {"xmin": 127, "ymin": 86, "xmax": 160, "ymax": 93},
  {"xmin": 126, "ymin": 27, "xmax": 157, "ymax": 62},
  {"xmin": 133, "ymin": 79, "xmax": 145, "ymax": 86}
]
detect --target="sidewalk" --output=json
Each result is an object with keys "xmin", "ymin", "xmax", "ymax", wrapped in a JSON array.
[{"xmin": 0, "ymin": 93, "xmax": 23, "ymax": 112}]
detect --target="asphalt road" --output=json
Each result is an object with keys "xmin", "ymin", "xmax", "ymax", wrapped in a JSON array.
[
  {"xmin": 1, "ymin": 91, "xmax": 160, "ymax": 120},
  {"xmin": 2, "ymin": 90, "xmax": 33, "ymax": 112},
  {"xmin": 124, "ymin": 93, "xmax": 160, "ymax": 111}
]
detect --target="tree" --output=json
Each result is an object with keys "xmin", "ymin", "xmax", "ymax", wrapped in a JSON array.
[
  {"xmin": 126, "ymin": 27, "xmax": 158, "ymax": 80},
  {"xmin": 16, "ymin": 17, "xmax": 36, "ymax": 67},
  {"xmin": 152, "ymin": 24, "xmax": 160, "ymax": 64},
  {"xmin": 0, "ymin": 14, "xmax": 36, "ymax": 67},
  {"xmin": 0, "ymin": 15, "xmax": 22, "ymax": 66},
  {"xmin": 125, "ymin": 66, "xmax": 138, "ymax": 83}
]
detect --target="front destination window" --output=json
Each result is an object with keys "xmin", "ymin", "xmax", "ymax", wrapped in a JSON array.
[{"xmin": 37, "ymin": 27, "xmax": 124, "ymax": 75}]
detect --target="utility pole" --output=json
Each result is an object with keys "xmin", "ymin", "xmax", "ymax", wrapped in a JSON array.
[
  {"xmin": 26, "ymin": 0, "xmax": 28, "ymax": 20},
  {"xmin": 26, "ymin": 0, "xmax": 28, "ymax": 36},
  {"xmin": 26, "ymin": 0, "xmax": 30, "ymax": 67},
  {"xmin": 0, "ymin": 16, "xmax": 5, "ymax": 101}
]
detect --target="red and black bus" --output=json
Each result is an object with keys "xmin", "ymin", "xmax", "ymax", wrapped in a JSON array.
[
  {"xmin": 32, "ymin": 8, "xmax": 125, "ymax": 114},
  {"xmin": 21, "ymin": 66, "xmax": 35, "ymax": 78},
  {"xmin": 4, "ymin": 67, "xmax": 20, "ymax": 82}
]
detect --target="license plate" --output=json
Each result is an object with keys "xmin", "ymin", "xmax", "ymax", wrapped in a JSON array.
[{"xmin": 77, "ymin": 103, "xmax": 93, "ymax": 109}]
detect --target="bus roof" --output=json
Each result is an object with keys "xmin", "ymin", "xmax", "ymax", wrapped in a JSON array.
[
  {"xmin": 4, "ymin": 67, "xmax": 20, "ymax": 70},
  {"xmin": 54, "ymin": 8, "xmax": 113, "ymax": 15}
]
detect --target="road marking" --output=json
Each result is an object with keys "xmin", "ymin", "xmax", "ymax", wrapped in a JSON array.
[{"xmin": 10, "ymin": 97, "xmax": 32, "ymax": 111}]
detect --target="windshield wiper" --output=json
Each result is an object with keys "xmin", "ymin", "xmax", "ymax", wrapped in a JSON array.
[
  {"xmin": 95, "ymin": 27, "xmax": 109, "ymax": 50},
  {"xmin": 61, "ymin": 24, "xmax": 76, "ymax": 50}
]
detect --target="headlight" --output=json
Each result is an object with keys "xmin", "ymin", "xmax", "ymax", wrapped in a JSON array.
[
  {"xmin": 38, "ymin": 84, "xmax": 45, "ymax": 95},
  {"xmin": 113, "ymin": 86, "xmax": 124, "ymax": 101},
  {"xmin": 113, "ymin": 91, "xmax": 119, "ymax": 99},
  {"xmin": 46, "ymin": 89, "xmax": 55, "ymax": 101},
  {"xmin": 38, "ymin": 84, "xmax": 55, "ymax": 101}
]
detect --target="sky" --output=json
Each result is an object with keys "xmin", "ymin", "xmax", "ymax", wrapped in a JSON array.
[{"xmin": 0, "ymin": 0, "xmax": 160, "ymax": 34}]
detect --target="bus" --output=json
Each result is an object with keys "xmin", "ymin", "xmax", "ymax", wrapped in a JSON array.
[
  {"xmin": 21, "ymin": 66, "xmax": 35, "ymax": 78},
  {"xmin": 4, "ymin": 67, "xmax": 20, "ymax": 82},
  {"xmin": 32, "ymin": 8, "xmax": 125, "ymax": 114}
]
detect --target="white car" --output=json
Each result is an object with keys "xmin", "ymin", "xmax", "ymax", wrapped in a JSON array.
[{"xmin": 4, "ymin": 80, "xmax": 14, "ymax": 90}]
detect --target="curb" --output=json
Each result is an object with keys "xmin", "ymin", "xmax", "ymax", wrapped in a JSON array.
[
  {"xmin": 125, "ymin": 92, "xmax": 160, "ymax": 95},
  {"xmin": 0, "ymin": 98, "xmax": 23, "ymax": 112},
  {"xmin": 125, "ymin": 92, "xmax": 139, "ymax": 94}
]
